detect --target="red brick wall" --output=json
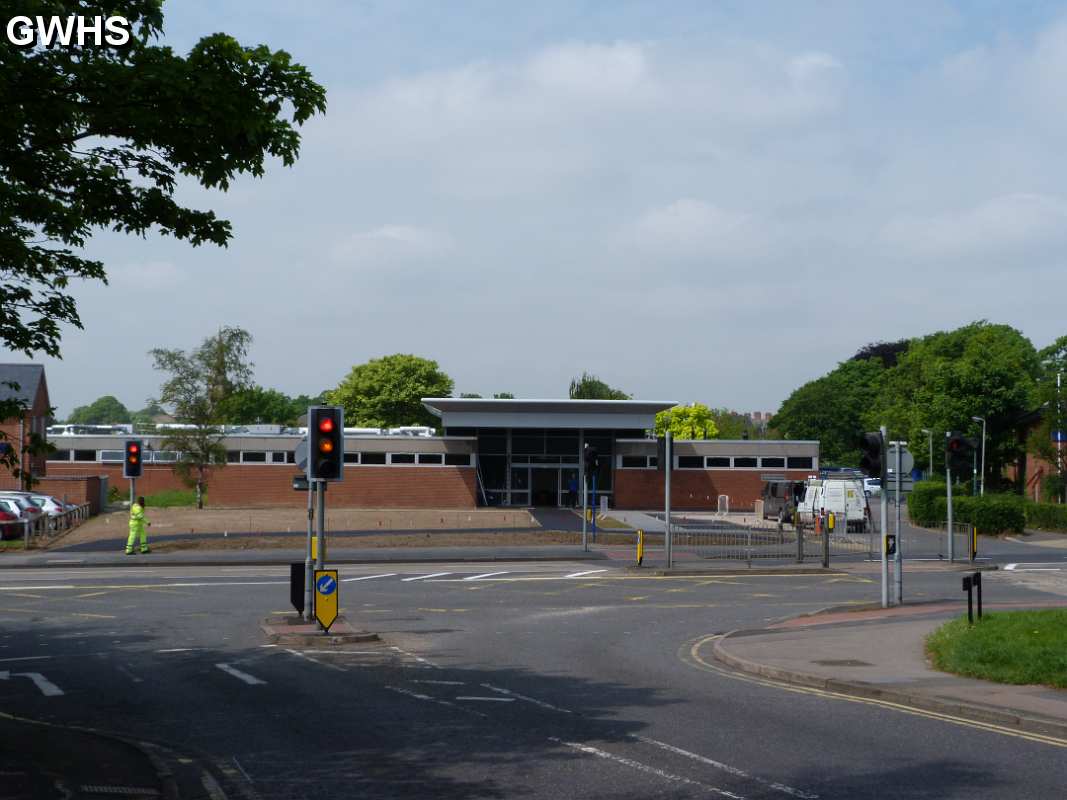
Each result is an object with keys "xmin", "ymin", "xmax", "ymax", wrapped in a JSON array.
[
  {"xmin": 1, "ymin": 379, "xmax": 51, "ymax": 488},
  {"xmin": 614, "ymin": 469, "xmax": 812, "ymax": 511},
  {"xmin": 48, "ymin": 462, "xmax": 478, "ymax": 509},
  {"xmin": 35, "ymin": 476, "xmax": 104, "ymax": 515}
]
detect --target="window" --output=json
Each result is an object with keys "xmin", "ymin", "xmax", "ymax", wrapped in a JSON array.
[
  {"xmin": 734, "ymin": 457, "xmax": 758, "ymax": 468},
  {"xmin": 226, "ymin": 451, "xmax": 241, "ymax": 464},
  {"xmin": 153, "ymin": 450, "xmax": 178, "ymax": 463},
  {"xmin": 706, "ymin": 456, "xmax": 730, "ymax": 468},
  {"xmin": 48, "ymin": 449, "xmax": 72, "ymax": 462},
  {"xmin": 99, "ymin": 450, "xmax": 123, "ymax": 463},
  {"xmin": 444, "ymin": 453, "xmax": 471, "ymax": 466},
  {"xmin": 360, "ymin": 452, "xmax": 386, "ymax": 465},
  {"xmin": 242, "ymin": 451, "xmax": 267, "ymax": 463},
  {"xmin": 390, "ymin": 453, "xmax": 416, "ymax": 464},
  {"xmin": 787, "ymin": 456, "xmax": 813, "ymax": 469},
  {"xmin": 761, "ymin": 457, "xmax": 785, "ymax": 468},
  {"xmin": 286, "ymin": 451, "xmax": 296, "ymax": 464},
  {"xmin": 417, "ymin": 453, "xmax": 444, "ymax": 465},
  {"xmin": 649, "ymin": 456, "xmax": 658, "ymax": 468},
  {"xmin": 271, "ymin": 452, "xmax": 287, "ymax": 464},
  {"xmin": 677, "ymin": 456, "xmax": 703, "ymax": 469},
  {"xmin": 74, "ymin": 450, "xmax": 96, "ymax": 462},
  {"xmin": 343, "ymin": 452, "xmax": 359, "ymax": 464},
  {"xmin": 621, "ymin": 455, "xmax": 649, "ymax": 469}
]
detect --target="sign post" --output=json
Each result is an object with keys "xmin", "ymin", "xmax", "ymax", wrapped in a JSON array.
[
  {"xmin": 880, "ymin": 426, "xmax": 889, "ymax": 608},
  {"xmin": 664, "ymin": 432, "xmax": 673, "ymax": 569},
  {"xmin": 314, "ymin": 569, "xmax": 338, "ymax": 632}
]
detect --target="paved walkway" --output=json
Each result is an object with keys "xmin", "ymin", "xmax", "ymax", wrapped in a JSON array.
[{"xmin": 713, "ymin": 601, "xmax": 1067, "ymax": 740}]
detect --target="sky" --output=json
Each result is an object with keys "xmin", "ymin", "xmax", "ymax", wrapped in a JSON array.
[{"xmin": 13, "ymin": 0, "xmax": 1067, "ymax": 418}]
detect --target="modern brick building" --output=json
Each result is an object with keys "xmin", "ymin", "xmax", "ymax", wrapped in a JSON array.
[{"xmin": 47, "ymin": 398, "xmax": 819, "ymax": 510}]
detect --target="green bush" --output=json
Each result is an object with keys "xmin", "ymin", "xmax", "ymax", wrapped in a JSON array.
[
  {"xmin": 907, "ymin": 481, "xmax": 945, "ymax": 526},
  {"xmin": 144, "ymin": 489, "xmax": 200, "ymax": 508},
  {"xmin": 1025, "ymin": 501, "xmax": 1067, "ymax": 532},
  {"xmin": 924, "ymin": 493, "xmax": 1025, "ymax": 534}
]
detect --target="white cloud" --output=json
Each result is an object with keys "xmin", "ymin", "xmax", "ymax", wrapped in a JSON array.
[
  {"xmin": 329, "ymin": 225, "xmax": 452, "ymax": 264},
  {"xmin": 627, "ymin": 199, "xmax": 758, "ymax": 260}
]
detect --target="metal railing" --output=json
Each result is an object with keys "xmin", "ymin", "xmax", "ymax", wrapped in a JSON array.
[{"xmin": 0, "ymin": 503, "xmax": 92, "ymax": 548}]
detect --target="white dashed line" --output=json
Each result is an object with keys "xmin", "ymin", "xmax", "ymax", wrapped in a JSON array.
[
  {"xmin": 401, "ymin": 572, "xmax": 452, "ymax": 582},
  {"xmin": 634, "ymin": 736, "xmax": 818, "ymax": 798},
  {"xmin": 456, "ymin": 696, "xmax": 515, "ymax": 702},
  {"xmin": 385, "ymin": 685, "xmax": 487, "ymax": 718},
  {"xmin": 549, "ymin": 738, "xmax": 744, "ymax": 799},
  {"xmin": 480, "ymin": 683, "xmax": 573, "ymax": 713},
  {"xmin": 215, "ymin": 663, "xmax": 266, "ymax": 685},
  {"xmin": 462, "ymin": 571, "xmax": 510, "ymax": 581},
  {"xmin": 0, "ymin": 671, "xmax": 64, "ymax": 697},
  {"xmin": 343, "ymin": 573, "xmax": 397, "ymax": 582},
  {"xmin": 411, "ymin": 680, "xmax": 465, "ymax": 686},
  {"xmin": 0, "ymin": 656, "xmax": 51, "ymax": 664},
  {"xmin": 565, "ymin": 569, "xmax": 608, "ymax": 579}
]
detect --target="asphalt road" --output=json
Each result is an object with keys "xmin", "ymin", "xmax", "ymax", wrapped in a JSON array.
[{"xmin": 1, "ymin": 560, "xmax": 1066, "ymax": 799}]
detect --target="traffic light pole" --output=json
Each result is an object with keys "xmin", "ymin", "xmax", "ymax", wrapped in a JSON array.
[
  {"xmin": 665, "ymin": 432, "xmax": 673, "ymax": 569},
  {"xmin": 304, "ymin": 480, "xmax": 314, "ymax": 622},
  {"xmin": 580, "ymin": 431, "xmax": 587, "ymax": 553},
  {"xmin": 946, "ymin": 432, "xmax": 955, "ymax": 562},
  {"xmin": 895, "ymin": 439, "xmax": 903, "ymax": 605},
  {"xmin": 129, "ymin": 477, "xmax": 135, "ymax": 509},
  {"xmin": 880, "ymin": 426, "xmax": 889, "ymax": 608},
  {"xmin": 316, "ymin": 479, "xmax": 325, "ymax": 573}
]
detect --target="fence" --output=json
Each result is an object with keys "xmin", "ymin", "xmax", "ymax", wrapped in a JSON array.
[{"xmin": 0, "ymin": 504, "xmax": 92, "ymax": 549}]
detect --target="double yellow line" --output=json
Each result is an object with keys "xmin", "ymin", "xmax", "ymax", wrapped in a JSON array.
[{"xmin": 681, "ymin": 633, "xmax": 1067, "ymax": 749}]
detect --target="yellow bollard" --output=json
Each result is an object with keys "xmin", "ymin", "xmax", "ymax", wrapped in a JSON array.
[
  {"xmin": 636, "ymin": 529, "xmax": 645, "ymax": 566},
  {"xmin": 827, "ymin": 512, "xmax": 835, "ymax": 533}
]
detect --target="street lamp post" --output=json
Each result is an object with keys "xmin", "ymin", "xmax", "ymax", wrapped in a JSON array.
[
  {"xmin": 971, "ymin": 416, "xmax": 987, "ymax": 496},
  {"xmin": 921, "ymin": 428, "xmax": 933, "ymax": 480}
]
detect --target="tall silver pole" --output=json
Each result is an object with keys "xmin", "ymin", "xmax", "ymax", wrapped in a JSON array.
[
  {"xmin": 315, "ymin": 480, "xmax": 325, "ymax": 573},
  {"xmin": 979, "ymin": 418, "xmax": 987, "ymax": 497},
  {"xmin": 580, "ymin": 431, "xmax": 587, "ymax": 552},
  {"xmin": 946, "ymin": 432, "xmax": 954, "ymax": 562},
  {"xmin": 880, "ymin": 426, "xmax": 888, "ymax": 608},
  {"xmin": 304, "ymin": 480, "xmax": 314, "ymax": 621},
  {"xmin": 894, "ymin": 440, "xmax": 903, "ymax": 605},
  {"xmin": 665, "ymin": 432, "xmax": 672, "ymax": 569},
  {"xmin": 927, "ymin": 431, "xmax": 933, "ymax": 480}
]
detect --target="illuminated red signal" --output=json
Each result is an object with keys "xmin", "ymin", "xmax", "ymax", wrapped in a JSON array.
[
  {"xmin": 124, "ymin": 439, "xmax": 144, "ymax": 479},
  {"xmin": 128, "ymin": 443, "xmax": 139, "ymax": 454},
  {"xmin": 307, "ymin": 407, "xmax": 344, "ymax": 481},
  {"xmin": 318, "ymin": 417, "xmax": 335, "ymax": 434}
]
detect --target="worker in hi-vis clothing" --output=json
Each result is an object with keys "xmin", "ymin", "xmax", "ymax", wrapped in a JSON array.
[{"xmin": 126, "ymin": 496, "xmax": 151, "ymax": 555}]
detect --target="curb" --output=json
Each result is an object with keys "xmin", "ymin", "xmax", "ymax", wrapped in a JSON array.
[
  {"xmin": 710, "ymin": 628, "xmax": 1067, "ymax": 741},
  {"xmin": 626, "ymin": 566, "xmax": 843, "ymax": 577},
  {"xmin": 0, "ymin": 552, "xmax": 609, "ymax": 569}
]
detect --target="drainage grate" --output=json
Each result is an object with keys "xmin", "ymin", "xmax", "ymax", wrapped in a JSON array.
[
  {"xmin": 811, "ymin": 659, "xmax": 874, "ymax": 667},
  {"xmin": 80, "ymin": 786, "xmax": 160, "ymax": 797}
]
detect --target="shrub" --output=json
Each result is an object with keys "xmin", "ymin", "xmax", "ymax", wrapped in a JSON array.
[
  {"xmin": 144, "ymin": 489, "xmax": 200, "ymax": 508},
  {"xmin": 925, "ymin": 493, "xmax": 1025, "ymax": 534},
  {"xmin": 1025, "ymin": 501, "xmax": 1067, "ymax": 532},
  {"xmin": 907, "ymin": 481, "xmax": 945, "ymax": 526}
]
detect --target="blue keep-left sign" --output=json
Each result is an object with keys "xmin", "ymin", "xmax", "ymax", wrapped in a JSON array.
[{"xmin": 316, "ymin": 574, "xmax": 337, "ymax": 595}]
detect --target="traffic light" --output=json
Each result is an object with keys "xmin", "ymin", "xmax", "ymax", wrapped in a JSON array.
[
  {"xmin": 308, "ymin": 406, "xmax": 344, "ymax": 481},
  {"xmin": 946, "ymin": 432, "xmax": 977, "ymax": 474},
  {"xmin": 583, "ymin": 444, "xmax": 599, "ymax": 479},
  {"xmin": 859, "ymin": 432, "xmax": 884, "ymax": 478},
  {"xmin": 123, "ymin": 440, "xmax": 143, "ymax": 479}
]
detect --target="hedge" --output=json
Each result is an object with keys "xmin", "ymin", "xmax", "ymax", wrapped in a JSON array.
[
  {"xmin": 1025, "ymin": 502, "xmax": 1067, "ymax": 532},
  {"xmin": 908, "ymin": 484, "xmax": 1026, "ymax": 534}
]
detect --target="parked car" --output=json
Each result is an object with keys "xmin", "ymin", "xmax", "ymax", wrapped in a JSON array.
[
  {"xmin": 23, "ymin": 494, "xmax": 69, "ymax": 517},
  {"xmin": 863, "ymin": 478, "xmax": 881, "ymax": 497},
  {"xmin": 761, "ymin": 479, "xmax": 805, "ymax": 522},
  {"xmin": 0, "ymin": 497, "xmax": 32, "ymax": 540},
  {"xmin": 0, "ymin": 493, "xmax": 44, "ymax": 521}
]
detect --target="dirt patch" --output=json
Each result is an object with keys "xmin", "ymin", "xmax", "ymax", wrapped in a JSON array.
[
  {"xmin": 46, "ymin": 507, "xmax": 540, "ymax": 549},
  {"xmin": 150, "ymin": 530, "xmax": 637, "ymax": 552}
]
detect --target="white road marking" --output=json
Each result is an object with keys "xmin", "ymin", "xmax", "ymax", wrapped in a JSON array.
[
  {"xmin": 411, "ymin": 680, "xmax": 465, "ymax": 686},
  {"xmin": 45, "ymin": 559, "xmax": 83, "ymax": 564},
  {"xmin": 157, "ymin": 648, "xmax": 198, "ymax": 653},
  {"xmin": 215, "ymin": 663, "xmax": 266, "ymax": 685},
  {"xmin": 1004, "ymin": 563, "xmax": 1061, "ymax": 571},
  {"xmin": 549, "ymin": 738, "xmax": 744, "ymax": 799},
  {"xmin": 0, "ymin": 585, "xmax": 76, "ymax": 591},
  {"xmin": 480, "ymin": 683, "xmax": 574, "ymax": 713},
  {"xmin": 401, "ymin": 572, "xmax": 452, "ymax": 582},
  {"xmin": 284, "ymin": 648, "xmax": 347, "ymax": 672},
  {"xmin": 343, "ymin": 573, "xmax": 397, "ymax": 582},
  {"xmin": 385, "ymin": 685, "xmax": 487, "ymax": 717},
  {"xmin": 117, "ymin": 665, "xmax": 144, "ymax": 684},
  {"xmin": 1005, "ymin": 564, "xmax": 1017, "ymax": 571},
  {"xmin": 634, "ymin": 736, "xmax": 818, "ymax": 799},
  {"xmin": 0, "ymin": 656, "xmax": 51, "ymax": 664},
  {"xmin": 0, "ymin": 671, "xmax": 64, "ymax": 697},
  {"xmin": 565, "ymin": 569, "xmax": 608, "ymax": 579},
  {"xmin": 462, "ymin": 571, "xmax": 510, "ymax": 581},
  {"xmin": 455, "ymin": 695, "xmax": 515, "ymax": 702},
  {"xmin": 390, "ymin": 646, "xmax": 440, "ymax": 669}
]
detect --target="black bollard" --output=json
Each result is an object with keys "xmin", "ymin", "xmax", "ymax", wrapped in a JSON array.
[
  {"xmin": 974, "ymin": 571, "xmax": 983, "ymax": 620},
  {"xmin": 962, "ymin": 574, "xmax": 974, "ymax": 624}
]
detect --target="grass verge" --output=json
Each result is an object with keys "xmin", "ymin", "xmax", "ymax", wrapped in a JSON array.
[
  {"xmin": 0, "ymin": 540, "xmax": 27, "ymax": 551},
  {"xmin": 925, "ymin": 610, "xmax": 1067, "ymax": 689}
]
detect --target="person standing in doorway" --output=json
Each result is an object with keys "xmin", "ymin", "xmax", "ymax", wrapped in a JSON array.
[
  {"xmin": 567, "ymin": 474, "xmax": 579, "ymax": 508},
  {"xmin": 126, "ymin": 496, "xmax": 151, "ymax": 555}
]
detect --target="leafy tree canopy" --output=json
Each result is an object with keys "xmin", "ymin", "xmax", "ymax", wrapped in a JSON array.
[
  {"xmin": 66, "ymin": 395, "xmax": 131, "ymax": 424},
  {"xmin": 0, "ymin": 1, "xmax": 325, "ymax": 358},
  {"xmin": 709, "ymin": 408, "xmax": 759, "ymax": 440},
  {"xmin": 328, "ymin": 354, "xmax": 454, "ymax": 429},
  {"xmin": 655, "ymin": 403, "xmax": 719, "ymax": 440},
  {"xmin": 568, "ymin": 372, "xmax": 630, "ymax": 400},
  {"xmin": 131, "ymin": 400, "xmax": 166, "ymax": 424},
  {"xmin": 851, "ymin": 339, "xmax": 910, "ymax": 369},
  {"xmin": 217, "ymin": 386, "xmax": 312, "ymax": 425}
]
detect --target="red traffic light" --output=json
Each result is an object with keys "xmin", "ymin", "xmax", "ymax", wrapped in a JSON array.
[
  {"xmin": 318, "ymin": 417, "xmax": 335, "ymax": 433},
  {"xmin": 127, "ymin": 443, "xmax": 139, "ymax": 453}
]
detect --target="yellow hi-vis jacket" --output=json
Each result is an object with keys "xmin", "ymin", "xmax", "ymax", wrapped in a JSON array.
[{"xmin": 129, "ymin": 503, "xmax": 146, "ymax": 534}]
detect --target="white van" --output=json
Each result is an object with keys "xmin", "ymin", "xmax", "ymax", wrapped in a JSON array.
[{"xmin": 797, "ymin": 478, "xmax": 869, "ymax": 532}]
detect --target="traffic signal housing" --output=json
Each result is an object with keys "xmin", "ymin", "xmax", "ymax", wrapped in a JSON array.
[
  {"xmin": 946, "ymin": 432, "xmax": 977, "ymax": 474},
  {"xmin": 583, "ymin": 444, "xmax": 599, "ymax": 480},
  {"xmin": 308, "ymin": 406, "xmax": 344, "ymax": 481},
  {"xmin": 859, "ymin": 431, "xmax": 884, "ymax": 478},
  {"xmin": 123, "ymin": 440, "xmax": 143, "ymax": 479}
]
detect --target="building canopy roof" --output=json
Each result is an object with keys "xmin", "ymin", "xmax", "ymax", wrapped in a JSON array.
[{"xmin": 422, "ymin": 398, "xmax": 677, "ymax": 430}]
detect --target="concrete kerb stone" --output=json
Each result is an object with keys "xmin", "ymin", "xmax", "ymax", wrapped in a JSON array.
[
  {"xmin": 626, "ymin": 566, "xmax": 843, "ymax": 577},
  {"xmin": 711, "ymin": 626, "xmax": 1067, "ymax": 742},
  {"xmin": 261, "ymin": 615, "xmax": 380, "ymax": 646}
]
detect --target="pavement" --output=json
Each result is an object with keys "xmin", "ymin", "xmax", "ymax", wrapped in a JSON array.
[{"xmin": 711, "ymin": 600, "xmax": 1067, "ymax": 741}]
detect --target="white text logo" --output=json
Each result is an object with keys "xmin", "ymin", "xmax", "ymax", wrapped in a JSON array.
[{"xmin": 5, "ymin": 16, "xmax": 131, "ymax": 48}]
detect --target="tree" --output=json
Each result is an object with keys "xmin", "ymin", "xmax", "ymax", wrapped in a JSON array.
[
  {"xmin": 771, "ymin": 358, "xmax": 885, "ymax": 466},
  {"xmin": 0, "ymin": 2, "xmax": 326, "ymax": 360},
  {"xmin": 568, "ymin": 372, "xmax": 630, "ymax": 400},
  {"xmin": 218, "ymin": 386, "xmax": 305, "ymax": 425},
  {"xmin": 851, "ymin": 340, "xmax": 910, "ymax": 369},
  {"xmin": 655, "ymin": 403, "xmax": 719, "ymax": 439},
  {"xmin": 493, "ymin": 392, "xmax": 515, "ymax": 399},
  {"xmin": 67, "ymin": 395, "xmax": 131, "ymax": 424},
  {"xmin": 328, "ymin": 354, "xmax": 454, "ymax": 428},
  {"xmin": 1026, "ymin": 335, "xmax": 1067, "ymax": 501},
  {"xmin": 871, "ymin": 322, "xmax": 1039, "ymax": 488},
  {"xmin": 131, "ymin": 400, "xmax": 167, "ymax": 425},
  {"xmin": 709, "ymin": 408, "xmax": 759, "ymax": 440},
  {"xmin": 149, "ymin": 327, "xmax": 255, "ymax": 508}
]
